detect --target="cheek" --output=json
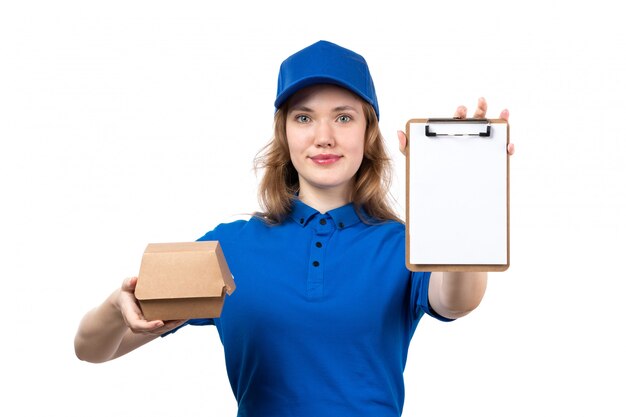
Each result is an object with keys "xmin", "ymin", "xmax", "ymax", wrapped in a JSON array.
[
  {"xmin": 349, "ymin": 132, "xmax": 366, "ymax": 160},
  {"xmin": 286, "ymin": 126, "xmax": 304, "ymax": 154},
  {"xmin": 285, "ymin": 132, "xmax": 304, "ymax": 171}
]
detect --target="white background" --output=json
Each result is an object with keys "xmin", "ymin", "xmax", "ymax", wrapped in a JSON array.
[{"xmin": 1, "ymin": 1, "xmax": 625, "ymax": 416}]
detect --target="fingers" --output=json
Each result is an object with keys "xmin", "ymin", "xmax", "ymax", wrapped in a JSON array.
[
  {"xmin": 473, "ymin": 97, "xmax": 487, "ymax": 118},
  {"xmin": 128, "ymin": 319, "xmax": 186, "ymax": 337},
  {"xmin": 397, "ymin": 130, "xmax": 407, "ymax": 156},
  {"xmin": 507, "ymin": 143, "xmax": 515, "ymax": 155},
  {"xmin": 122, "ymin": 276, "xmax": 138, "ymax": 292},
  {"xmin": 130, "ymin": 319, "xmax": 165, "ymax": 334},
  {"xmin": 454, "ymin": 98, "xmax": 509, "ymax": 122},
  {"xmin": 119, "ymin": 276, "xmax": 165, "ymax": 334},
  {"xmin": 119, "ymin": 295, "xmax": 164, "ymax": 333},
  {"xmin": 127, "ymin": 316, "xmax": 165, "ymax": 334},
  {"xmin": 117, "ymin": 277, "xmax": 187, "ymax": 335},
  {"xmin": 453, "ymin": 105, "xmax": 467, "ymax": 119},
  {"xmin": 130, "ymin": 318, "xmax": 185, "ymax": 336},
  {"xmin": 154, "ymin": 320, "xmax": 187, "ymax": 335},
  {"xmin": 452, "ymin": 99, "xmax": 514, "ymax": 155}
]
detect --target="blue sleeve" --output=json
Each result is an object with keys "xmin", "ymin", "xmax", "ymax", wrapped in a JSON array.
[
  {"xmin": 411, "ymin": 271, "xmax": 455, "ymax": 323},
  {"xmin": 160, "ymin": 229, "xmax": 221, "ymax": 337},
  {"xmin": 161, "ymin": 318, "xmax": 215, "ymax": 337},
  {"xmin": 197, "ymin": 229, "xmax": 216, "ymax": 242},
  {"xmin": 160, "ymin": 220, "xmax": 248, "ymax": 337}
]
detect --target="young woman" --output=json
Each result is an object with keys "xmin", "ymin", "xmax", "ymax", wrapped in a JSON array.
[{"xmin": 75, "ymin": 40, "xmax": 514, "ymax": 417}]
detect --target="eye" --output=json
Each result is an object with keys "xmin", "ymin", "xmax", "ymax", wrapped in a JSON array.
[
  {"xmin": 337, "ymin": 114, "xmax": 352, "ymax": 123},
  {"xmin": 296, "ymin": 115, "xmax": 311, "ymax": 123}
]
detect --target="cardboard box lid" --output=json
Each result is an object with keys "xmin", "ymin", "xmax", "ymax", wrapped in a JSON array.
[{"xmin": 135, "ymin": 241, "xmax": 235, "ymax": 301}]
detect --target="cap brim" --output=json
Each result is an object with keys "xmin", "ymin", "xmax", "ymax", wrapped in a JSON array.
[{"xmin": 274, "ymin": 76, "xmax": 376, "ymax": 112}]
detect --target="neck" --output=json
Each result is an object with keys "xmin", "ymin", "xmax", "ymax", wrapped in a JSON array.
[{"xmin": 298, "ymin": 182, "xmax": 353, "ymax": 214}]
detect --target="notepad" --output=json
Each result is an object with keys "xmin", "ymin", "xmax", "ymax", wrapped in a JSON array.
[{"xmin": 406, "ymin": 118, "xmax": 509, "ymax": 271}]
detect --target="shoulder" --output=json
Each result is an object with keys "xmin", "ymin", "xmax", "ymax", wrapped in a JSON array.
[
  {"xmin": 377, "ymin": 219, "xmax": 406, "ymax": 231},
  {"xmin": 364, "ymin": 218, "xmax": 406, "ymax": 237},
  {"xmin": 197, "ymin": 214, "xmax": 274, "ymax": 242},
  {"xmin": 350, "ymin": 219, "xmax": 407, "ymax": 252}
]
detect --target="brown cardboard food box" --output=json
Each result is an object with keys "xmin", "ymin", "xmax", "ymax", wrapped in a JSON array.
[{"xmin": 135, "ymin": 241, "xmax": 235, "ymax": 321}]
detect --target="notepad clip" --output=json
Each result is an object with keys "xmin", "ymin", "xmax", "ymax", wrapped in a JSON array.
[{"xmin": 425, "ymin": 118, "xmax": 492, "ymax": 138}]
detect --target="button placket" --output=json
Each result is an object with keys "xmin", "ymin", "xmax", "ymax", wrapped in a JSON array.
[{"xmin": 307, "ymin": 215, "xmax": 332, "ymax": 299}]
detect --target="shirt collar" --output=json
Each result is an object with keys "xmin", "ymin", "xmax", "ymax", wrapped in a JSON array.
[{"xmin": 289, "ymin": 199, "xmax": 362, "ymax": 229}]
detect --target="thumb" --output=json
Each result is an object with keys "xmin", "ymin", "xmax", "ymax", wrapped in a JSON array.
[
  {"xmin": 122, "ymin": 276, "xmax": 139, "ymax": 292},
  {"xmin": 397, "ymin": 130, "xmax": 407, "ymax": 156}
]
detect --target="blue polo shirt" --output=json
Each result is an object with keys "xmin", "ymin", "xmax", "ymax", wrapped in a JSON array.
[{"xmin": 166, "ymin": 200, "xmax": 451, "ymax": 417}]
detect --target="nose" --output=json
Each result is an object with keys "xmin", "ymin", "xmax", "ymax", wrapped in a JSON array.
[{"xmin": 313, "ymin": 120, "xmax": 335, "ymax": 148}]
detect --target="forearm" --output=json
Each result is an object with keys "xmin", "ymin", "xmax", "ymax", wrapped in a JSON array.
[
  {"xmin": 74, "ymin": 289, "xmax": 133, "ymax": 363},
  {"xmin": 428, "ymin": 271, "xmax": 488, "ymax": 319}
]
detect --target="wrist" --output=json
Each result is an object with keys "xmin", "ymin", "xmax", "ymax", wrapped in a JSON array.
[{"xmin": 106, "ymin": 288, "xmax": 125, "ymax": 317}]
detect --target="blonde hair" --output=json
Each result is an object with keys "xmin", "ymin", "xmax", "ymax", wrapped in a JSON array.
[{"xmin": 254, "ymin": 100, "xmax": 401, "ymax": 225}]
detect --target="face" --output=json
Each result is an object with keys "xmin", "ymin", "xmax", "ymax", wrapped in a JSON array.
[{"xmin": 285, "ymin": 84, "xmax": 366, "ymax": 201}]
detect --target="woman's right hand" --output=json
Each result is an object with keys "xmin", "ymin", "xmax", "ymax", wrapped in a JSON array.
[
  {"xmin": 75, "ymin": 276, "xmax": 185, "ymax": 362},
  {"xmin": 117, "ymin": 276, "xmax": 185, "ymax": 335}
]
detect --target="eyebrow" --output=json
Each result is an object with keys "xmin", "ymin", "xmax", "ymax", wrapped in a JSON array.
[
  {"xmin": 289, "ymin": 105, "xmax": 359, "ymax": 113},
  {"xmin": 332, "ymin": 105, "xmax": 358, "ymax": 113},
  {"xmin": 289, "ymin": 105, "xmax": 314, "ymax": 113}
]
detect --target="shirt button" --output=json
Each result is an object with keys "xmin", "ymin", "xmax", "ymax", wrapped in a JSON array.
[
  {"xmin": 300, "ymin": 218, "xmax": 304, "ymax": 224},
  {"xmin": 319, "ymin": 219, "xmax": 327, "ymax": 225},
  {"xmin": 312, "ymin": 261, "xmax": 320, "ymax": 267},
  {"xmin": 315, "ymin": 242, "xmax": 322, "ymax": 248},
  {"xmin": 338, "ymin": 222, "xmax": 344, "ymax": 229}
]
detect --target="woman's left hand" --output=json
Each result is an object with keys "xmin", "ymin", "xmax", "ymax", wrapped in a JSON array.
[{"xmin": 397, "ymin": 97, "xmax": 515, "ymax": 156}]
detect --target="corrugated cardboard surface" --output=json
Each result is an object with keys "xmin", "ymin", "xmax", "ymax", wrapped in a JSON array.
[{"xmin": 135, "ymin": 241, "xmax": 235, "ymax": 321}]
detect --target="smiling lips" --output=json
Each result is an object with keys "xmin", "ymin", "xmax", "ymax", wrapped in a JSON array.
[{"xmin": 310, "ymin": 154, "xmax": 342, "ymax": 165}]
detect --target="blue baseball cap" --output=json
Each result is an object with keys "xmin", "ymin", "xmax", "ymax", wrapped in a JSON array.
[{"xmin": 274, "ymin": 40, "xmax": 380, "ymax": 120}]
